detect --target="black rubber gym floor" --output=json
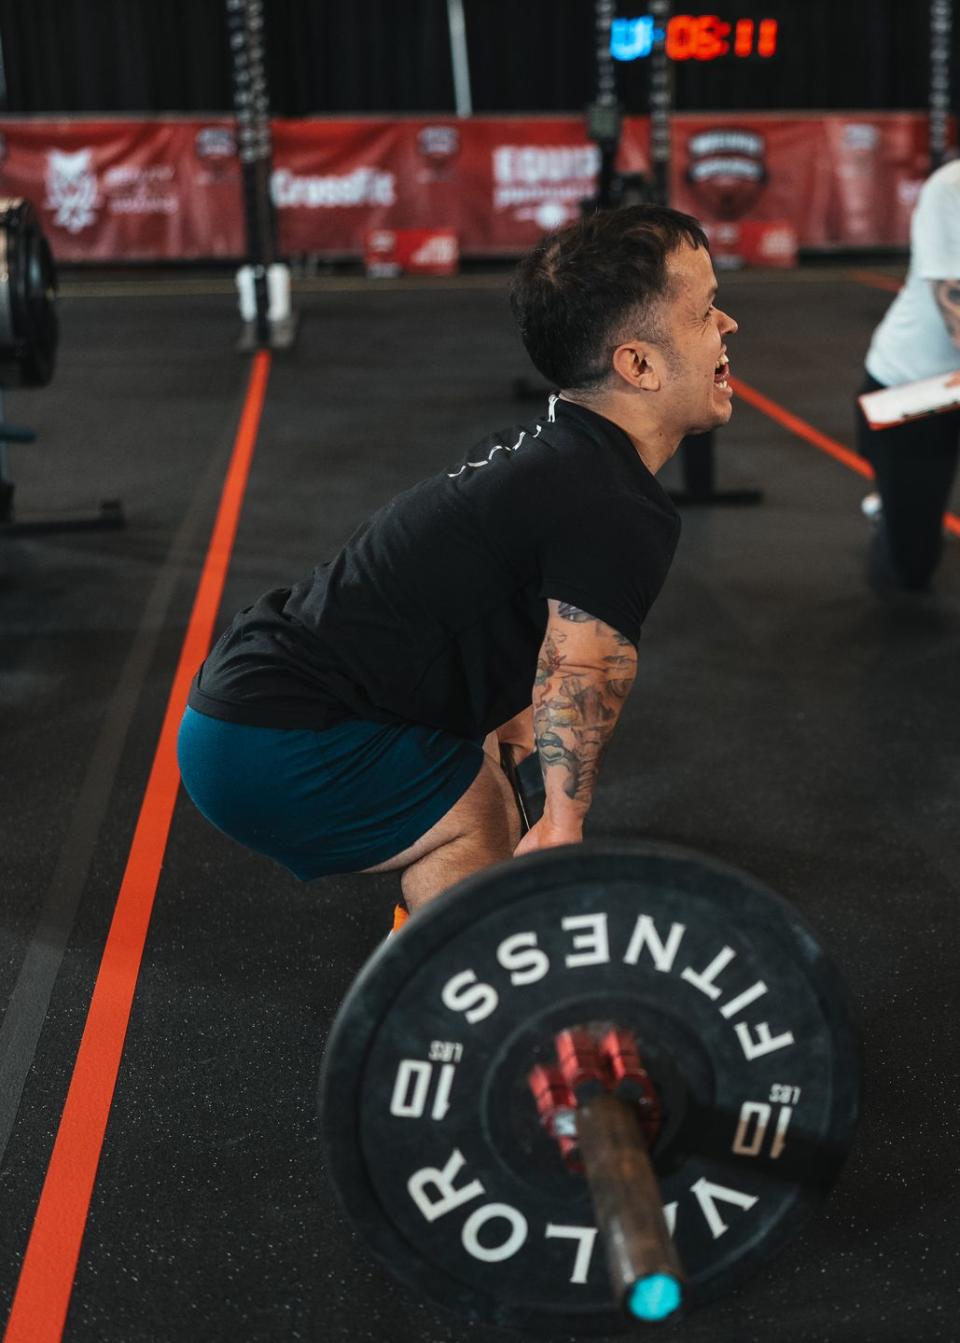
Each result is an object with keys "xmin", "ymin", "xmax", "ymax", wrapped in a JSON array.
[{"xmin": 2, "ymin": 263, "xmax": 959, "ymax": 1343}]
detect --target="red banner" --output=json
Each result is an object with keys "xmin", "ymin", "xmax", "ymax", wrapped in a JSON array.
[
  {"xmin": 660, "ymin": 113, "xmax": 932, "ymax": 248},
  {"xmin": 0, "ymin": 118, "xmax": 245, "ymax": 260},
  {"xmin": 0, "ymin": 113, "xmax": 946, "ymax": 262}
]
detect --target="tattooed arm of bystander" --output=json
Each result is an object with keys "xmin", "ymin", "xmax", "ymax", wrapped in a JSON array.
[{"xmin": 933, "ymin": 279, "xmax": 960, "ymax": 349}]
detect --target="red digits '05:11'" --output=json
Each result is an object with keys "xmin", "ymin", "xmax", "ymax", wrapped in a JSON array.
[{"xmin": 665, "ymin": 15, "xmax": 779, "ymax": 61}]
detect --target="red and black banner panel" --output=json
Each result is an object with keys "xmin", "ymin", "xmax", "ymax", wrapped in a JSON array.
[{"xmin": 0, "ymin": 113, "xmax": 945, "ymax": 262}]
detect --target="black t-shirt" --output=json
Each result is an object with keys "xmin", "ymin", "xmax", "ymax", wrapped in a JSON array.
[{"xmin": 188, "ymin": 397, "xmax": 681, "ymax": 739}]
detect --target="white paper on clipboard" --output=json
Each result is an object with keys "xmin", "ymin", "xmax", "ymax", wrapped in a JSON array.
[{"xmin": 859, "ymin": 371, "xmax": 960, "ymax": 429}]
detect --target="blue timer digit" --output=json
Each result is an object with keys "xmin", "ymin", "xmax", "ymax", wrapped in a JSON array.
[{"xmin": 611, "ymin": 16, "xmax": 654, "ymax": 60}]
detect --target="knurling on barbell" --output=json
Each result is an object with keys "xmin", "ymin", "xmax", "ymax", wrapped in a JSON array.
[{"xmin": 319, "ymin": 842, "xmax": 859, "ymax": 1334}]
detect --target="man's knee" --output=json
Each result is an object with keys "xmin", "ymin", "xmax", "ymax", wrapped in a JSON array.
[
  {"xmin": 418, "ymin": 751, "xmax": 516, "ymax": 840},
  {"xmin": 398, "ymin": 756, "xmax": 521, "ymax": 909},
  {"xmin": 362, "ymin": 753, "xmax": 518, "ymax": 878}
]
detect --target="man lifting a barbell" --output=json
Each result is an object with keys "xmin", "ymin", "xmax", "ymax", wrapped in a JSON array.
[{"xmin": 177, "ymin": 204, "xmax": 737, "ymax": 915}]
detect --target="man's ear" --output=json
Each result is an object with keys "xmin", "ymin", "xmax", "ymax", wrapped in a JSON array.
[{"xmin": 612, "ymin": 342, "xmax": 661, "ymax": 391}]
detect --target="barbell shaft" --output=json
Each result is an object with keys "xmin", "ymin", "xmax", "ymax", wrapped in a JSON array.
[
  {"xmin": 502, "ymin": 745, "xmax": 684, "ymax": 1320},
  {"xmin": 576, "ymin": 1093, "xmax": 684, "ymax": 1324}
]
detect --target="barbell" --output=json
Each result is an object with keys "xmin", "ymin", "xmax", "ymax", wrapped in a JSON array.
[{"xmin": 318, "ymin": 762, "xmax": 859, "ymax": 1333}]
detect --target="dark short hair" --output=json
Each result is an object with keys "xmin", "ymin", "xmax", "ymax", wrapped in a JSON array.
[{"xmin": 509, "ymin": 205, "xmax": 709, "ymax": 392}]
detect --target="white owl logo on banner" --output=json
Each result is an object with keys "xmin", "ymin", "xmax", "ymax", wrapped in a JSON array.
[{"xmin": 45, "ymin": 149, "xmax": 100, "ymax": 232}]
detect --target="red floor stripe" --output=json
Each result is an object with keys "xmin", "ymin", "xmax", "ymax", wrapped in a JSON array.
[
  {"xmin": 847, "ymin": 268, "xmax": 904, "ymax": 294},
  {"xmin": 3, "ymin": 350, "xmax": 271, "ymax": 1343},
  {"xmin": 730, "ymin": 375, "xmax": 875, "ymax": 478},
  {"xmin": 730, "ymin": 374, "xmax": 960, "ymax": 538}
]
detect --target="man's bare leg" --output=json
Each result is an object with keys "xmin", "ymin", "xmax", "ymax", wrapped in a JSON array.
[{"xmin": 362, "ymin": 754, "xmax": 520, "ymax": 911}]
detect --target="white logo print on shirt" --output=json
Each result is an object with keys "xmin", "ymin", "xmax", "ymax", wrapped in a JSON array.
[{"xmin": 446, "ymin": 396, "xmax": 557, "ymax": 478}]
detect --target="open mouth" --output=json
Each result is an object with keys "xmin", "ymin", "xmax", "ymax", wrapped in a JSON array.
[{"xmin": 713, "ymin": 352, "xmax": 730, "ymax": 388}]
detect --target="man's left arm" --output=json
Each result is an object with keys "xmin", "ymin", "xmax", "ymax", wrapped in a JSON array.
[{"xmin": 515, "ymin": 600, "xmax": 638, "ymax": 854}]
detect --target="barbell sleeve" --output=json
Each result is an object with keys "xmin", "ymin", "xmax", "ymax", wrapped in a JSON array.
[{"xmin": 576, "ymin": 1092, "xmax": 684, "ymax": 1324}]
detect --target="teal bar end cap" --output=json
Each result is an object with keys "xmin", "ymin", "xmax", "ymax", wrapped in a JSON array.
[{"xmin": 627, "ymin": 1273, "xmax": 682, "ymax": 1322}]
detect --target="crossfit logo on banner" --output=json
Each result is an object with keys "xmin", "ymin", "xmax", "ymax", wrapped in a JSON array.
[
  {"xmin": 684, "ymin": 129, "xmax": 768, "ymax": 221},
  {"xmin": 45, "ymin": 149, "xmax": 100, "ymax": 233},
  {"xmin": 492, "ymin": 145, "xmax": 599, "ymax": 231},
  {"xmin": 271, "ymin": 167, "xmax": 396, "ymax": 209}
]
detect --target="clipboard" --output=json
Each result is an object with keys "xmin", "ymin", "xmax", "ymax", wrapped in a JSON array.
[{"xmin": 859, "ymin": 370, "xmax": 960, "ymax": 429}]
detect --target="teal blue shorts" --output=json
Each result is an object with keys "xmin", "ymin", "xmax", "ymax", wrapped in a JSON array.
[{"xmin": 177, "ymin": 706, "xmax": 485, "ymax": 880}]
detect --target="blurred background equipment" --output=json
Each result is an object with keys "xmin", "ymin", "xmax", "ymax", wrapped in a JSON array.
[
  {"xmin": 585, "ymin": 0, "xmax": 624, "ymax": 212},
  {"xmin": 0, "ymin": 196, "xmax": 122, "ymax": 534},
  {"xmin": 446, "ymin": 0, "xmax": 473, "ymax": 118},
  {"xmin": 226, "ymin": 0, "xmax": 296, "ymax": 351},
  {"xmin": 929, "ymin": 0, "xmax": 953, "ymax": 172},
  {"xmin": 0, "ymin": 197, "xmax": 57, "ymax": 389}
]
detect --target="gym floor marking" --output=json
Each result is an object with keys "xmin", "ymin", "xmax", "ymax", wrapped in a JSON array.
[
  {"xmin": 0, "ymin": 370, "xmax": 261, "ymax": 1172},
  {"xmin": 847, "ymin": 269, "xmax": 904, "ymax": 294},
  {"xmin": 3, "ymin": 351, "xmax": 271, "ymax": 1343},
  {"xmin": 730, "ymin": 375, "xmax": 960, "ymax": 539}
]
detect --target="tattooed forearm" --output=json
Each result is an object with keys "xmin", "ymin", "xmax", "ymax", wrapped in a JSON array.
[
  {"xmin": 533, "ymin": 603, "xmax": 637, "ymax": 810},
  {"xmin": 534, "ymin": 629, "xmax": 564, "ymax": 684},
  {"xmin": 934, "ymin": 280, "xmax": 960, "ymax": 346},
  {"xmin": 533, "ymin": 681, "xmax": 617, "ymax": 804}
]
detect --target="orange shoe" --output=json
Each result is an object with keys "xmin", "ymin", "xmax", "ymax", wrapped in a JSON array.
[{"xmin": 391, "ymin": 903, "xmax": 410, "ymax": 935}]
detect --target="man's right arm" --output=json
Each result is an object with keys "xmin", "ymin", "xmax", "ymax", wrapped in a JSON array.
[
  {"xmin": 932, "ymin": 279, "xmax": 960, "ymax": 348},
  {"xmin": 515, "ymin": 599, "xmax": 638, "ymax": 854}
]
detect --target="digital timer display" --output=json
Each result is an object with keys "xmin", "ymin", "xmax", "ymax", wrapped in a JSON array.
[{"xmin": 612, "ymin": 14, "xmax": 779, "ymax": 62}]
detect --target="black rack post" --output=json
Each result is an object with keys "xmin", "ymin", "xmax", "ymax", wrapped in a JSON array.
[
  {"xmin": 586, "ymin": 0, "xmax": 623, "ymax": 212},
  {"xmin": 929, "ymin": 0, "xmax": 953, "ymax": 172},
  {"xmin": 226, "ymin": 0, "xmax": 296, "ymax": 352},
  {"xmin": 657, "ymin": 0, "xmax": 761, "ymax": 508},
  {"xmin": 515, "ymin": 0, "xmax": 623, "ymax": 399},
  {"xmin": 648, "ymin": 0, "xmax": 672, "ymax": 209},
  {"xmin": 669, "ymin": 430, "xmax": 763, "ymax": 508}
]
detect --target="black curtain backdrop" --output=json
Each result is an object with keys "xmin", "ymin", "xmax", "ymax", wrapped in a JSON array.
[
  {"xmin": 0, "ymin": 0, "xmax": 234, "ymax": 113},
  {"xmin": 0, "ymin": 0, "xmax": 951, "ymax": 118}
]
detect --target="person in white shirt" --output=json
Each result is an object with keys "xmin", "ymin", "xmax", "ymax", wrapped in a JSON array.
[{"xmin": 857, "ymin": 158, "xmax": 960, "ymax": 589}]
